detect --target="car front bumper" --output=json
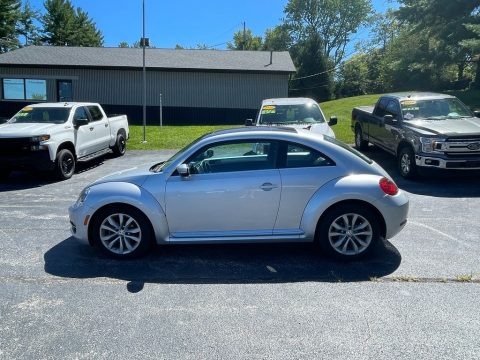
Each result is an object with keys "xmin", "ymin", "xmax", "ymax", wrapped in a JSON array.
[
  {"xmin": 68, "ymin": 203, "xmax": 93, "ymax": 245},
  {"xmin": 416, "ymin": 154, "xmax": 480, "ymax": 170}
]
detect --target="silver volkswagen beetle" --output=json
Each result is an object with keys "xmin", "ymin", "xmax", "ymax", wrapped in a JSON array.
[{"xmin": 69, "ymin": 127, "xmax": 409, "ymax": 260}]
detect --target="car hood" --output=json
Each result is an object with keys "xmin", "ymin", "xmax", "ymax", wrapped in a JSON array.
[
  {"xmin": 404, "ymin": 117, "xmax": 480, "ymax": 136},
  {"xmin": 0, "ymin": 122, "xmax": 61, "ymax": 137},
  {"xmin": 92, "ymin": 165, "xmax": 152, "ymax": 187}
]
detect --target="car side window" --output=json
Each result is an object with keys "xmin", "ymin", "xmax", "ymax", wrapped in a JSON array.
[
  {"xmin": 73, "ymin": 107, "xmax": 89, "ymax": 121},
  {"xmin": 282, "ymin": 142, "xmax": 335, "ymax": 168},
  {"xmin": 186, "ymin": 140, "xmax": 277, "ymax": 174},
  {"xmin": 87, "ymin": 106, "xmax": 103, "ymax": 121},
  {"xmin": 385, "ymin": 100, "xmax": 400, "ymax": 119},
  {"xmin": 374, "ymin": 98, "xmax": 388, "ymax": 117}
]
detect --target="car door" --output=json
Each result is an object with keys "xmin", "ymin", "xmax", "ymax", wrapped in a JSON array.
[
  {"xmin": 73, "ymin": 106, "xmax": 94, "ymax": 157},
  {"xmin": 380, "ymin": 100, "xmax": 402, "ymax": 151},
  {"xmin": 165, "ymin": 140, "xmax": 281, "ymax": 239},
  {"xmin": 369, "ymin": 97, "xmax": 388, "ymax": 146},
  {"xmin": 85, "ymin": 105, "xmax": 110, "ymax": 153}
]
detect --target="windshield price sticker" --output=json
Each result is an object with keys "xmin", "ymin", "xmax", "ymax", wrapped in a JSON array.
[
  {"xmin": 401, "ymin": 100, "xmax": 417, "ymax": 106},
  {"xmin": 22, "ymin": 107, "xmax": 33, "ymax": 112},
  {"xmin": 261, "ymin": 105, "xmax": 276, "ymax": 114}
]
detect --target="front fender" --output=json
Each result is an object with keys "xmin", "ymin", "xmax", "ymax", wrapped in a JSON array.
[
  {"xmin": 85, "ymin": 182, "xmax": 169, "ymax": 244},
  {"xmin": 300, "ymin": 174, "xmax": 386, "ymax": 240}
]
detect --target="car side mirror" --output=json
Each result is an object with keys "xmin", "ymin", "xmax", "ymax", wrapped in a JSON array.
[
  {"xmin": 74, "ymin": 118, "xmax": 89, "ymax": 127},
  {"xmin": 474, "ymin": 110, "xmax": 480, "ymax": 118},
  {"xmin": 245, "ymin": 119, "xmax": 254, "ymax": 126},
  {"xmin": 176, "ymin": 163, "xmax": 190, "ymax": 177},
  {"xmin": 328, "ymin": 116, "xmax": 337, "ymax": 126}
]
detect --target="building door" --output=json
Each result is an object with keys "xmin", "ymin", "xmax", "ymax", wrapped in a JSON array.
[{"xmin": 57, "ymin": 80, "xmax": 72, "ymax": 102}]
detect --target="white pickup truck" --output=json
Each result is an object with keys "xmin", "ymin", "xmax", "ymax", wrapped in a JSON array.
[{"xmin": 0, "ymin": 102, "xmax": 129, "ymax": 180}]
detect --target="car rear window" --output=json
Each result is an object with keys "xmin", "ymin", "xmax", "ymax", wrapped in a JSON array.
[{"xmin": 324, "ymin": 137, "xmax": 373, "ymax": 164}]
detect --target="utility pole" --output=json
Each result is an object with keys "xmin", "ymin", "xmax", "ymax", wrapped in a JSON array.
[
  {"xmin": 243, "ymin": 21, "xmax": 246, "ymax": 50},
  {"xmin": 142, "ymin": 0, "xmax": 147, "ymax": 143}
]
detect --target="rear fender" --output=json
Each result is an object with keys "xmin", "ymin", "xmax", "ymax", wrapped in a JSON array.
[{"xmin": 300, "ymin": 175, "xmax": 385, "ymax": 240}]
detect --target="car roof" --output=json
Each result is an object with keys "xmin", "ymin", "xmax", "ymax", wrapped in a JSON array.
[
  {"xmin": 260, "ymin": 97, "xmax": 318, "ymax": 106},
  {"xmin": 21, "ymin": 102, "xmax": 97, "ymax": 109},
  {"xmin": 382, "ymin": 92, "xmax": 456, "ymax": 101}
]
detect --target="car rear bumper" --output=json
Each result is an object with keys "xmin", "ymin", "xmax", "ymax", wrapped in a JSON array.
[{"xmin": 375, "ymin": 191, "xmax": 409, "ymax": 239}]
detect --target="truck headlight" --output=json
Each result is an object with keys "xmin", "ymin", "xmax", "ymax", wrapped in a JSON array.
[
  {"xmin": 30, "ymin": 135, "xmax": 50, "ymax": 142},
  {"xmin": 420, "ymin": 137, "xmax": 445, "ymax": 153}
]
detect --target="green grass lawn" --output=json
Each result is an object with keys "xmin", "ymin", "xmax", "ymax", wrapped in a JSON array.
[{"xmin": 127, "ymin": 90, "xmax": 480, "ymax": 150}]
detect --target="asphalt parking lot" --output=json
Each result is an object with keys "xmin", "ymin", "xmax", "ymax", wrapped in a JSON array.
[{"xmin": 1, "ymin": 148, "xmax": 480, "ymax": 359}]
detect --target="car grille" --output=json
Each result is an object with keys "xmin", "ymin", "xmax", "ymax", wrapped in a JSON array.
[
  {"xmin": 444, "ymin": 137, "xmax": 480, "ymax": 156},
  {"xmin": 0, "ymin": 138, "xmax": 32, "ymax": 155}
]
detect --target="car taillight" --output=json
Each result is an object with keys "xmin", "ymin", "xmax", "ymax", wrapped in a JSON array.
[{"xmin": 379, "ymin": 177, "xmax": 398, "ymax": 195}]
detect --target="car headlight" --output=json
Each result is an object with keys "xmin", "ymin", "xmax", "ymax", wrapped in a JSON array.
[
  {"xmin": 419, "ymin": 137, "xmax": 445, "ymax": 153},
  {"xmin": 75, "ymin": 187, "xmax": 91, "ymax": 206}
]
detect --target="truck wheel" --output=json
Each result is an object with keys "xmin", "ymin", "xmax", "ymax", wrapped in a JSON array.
[
  {"xmin": 112, "ymin": 133, "xmax": 126, "ymax": 157},
  {"xmin": 55, "ymin": 149, "xmax": 75, "ymax": 180},
  {"xmin": 91, "ymin": 205, "xmax": 153, "ymax": 259},
  {"xmin": 355, "ymin": 126, "xmax": 369, "ymax": 150},
  {"xmin": 398, "ymin": 146, "xmax": 417, "ymax": 179},
  {"xmin": 317, "ymin": 203, "xmax": 380, "ymax": 260}
]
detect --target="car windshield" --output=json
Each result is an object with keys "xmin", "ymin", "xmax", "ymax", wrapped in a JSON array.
[
  {"xmin": 9, "ymin": 107, "xmax": 70, "ymax": 124},
  {"xmin": 400, "ymin": 98, "xmax": 473, "ymax": 120},
  {"xmin": 258, "ymin": 103, "xmax": 326, "ymax": 125},
  {"xmin": 150, "ymin": 134, "xmax": 207, "ymax": 173}
]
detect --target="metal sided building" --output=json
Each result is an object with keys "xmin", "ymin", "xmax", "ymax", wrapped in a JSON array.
[{"xmin": 0, "ymin": 46, "xmax": 296, "ymax": 124}]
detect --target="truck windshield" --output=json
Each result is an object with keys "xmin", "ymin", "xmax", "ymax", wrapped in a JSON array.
[
  {"xmin": 9, "ymin": 107, "xmax": 70, "ymax": 124},
  {"xmin": 401, "ymin": 98, "xmax": 473, "ymax": 120},
  {"xmin": 259, "ymin": 103, "xmax": 326, "ymax": 125}
]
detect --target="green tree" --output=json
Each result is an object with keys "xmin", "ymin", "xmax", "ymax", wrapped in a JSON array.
[
  {"xmin": 227, "ymin": 28, "xmax": 263, "ymax": 50},
  {"xmin": 262, "ymin": 25, "xmax": 292, "ymax": 51},
  {"xmin": 118, "ymin": 41, "xmax": 129, "ymax": 48},
  {"xmin": 289, "ymin": 33, "xmax": 334, "ymax": 100},
  {"xmin": 395, "ymin": 0, "xmax": 480, "ymax": 86},
  {"xmin": 284, "ymin": 0, "xmax": 372, "ymax": 65},
  {"xmin": 0, "ymin": 0, "xmax": 21, "ymax": 52},
  {"xmin": 42, "ymin": 0, "xmax": 103, "ymax": 46},
  {"xmin": 17, "ymin": 0, "xmax": 41, "ymax": 46},
  {"xmin": 461, "ymin": 23, "xmax": 480, "ymax": 88}
]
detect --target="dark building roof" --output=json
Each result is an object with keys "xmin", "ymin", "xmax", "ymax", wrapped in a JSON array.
[{"xmin": 0, "ymin": 46, "xmax": 296, "ymax": 73}]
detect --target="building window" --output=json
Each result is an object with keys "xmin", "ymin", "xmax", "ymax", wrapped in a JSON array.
[{"xmin": 2, "ymin": 78, "xmax": 47, "ymax": 101}]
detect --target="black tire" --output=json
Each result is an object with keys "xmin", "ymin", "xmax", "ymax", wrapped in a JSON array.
[
  {"xmin": 354, "ymin": 126, "xmax": 369, "ymax": 150},
  {"xmin": 112, "ymin": 133, "xmax": 126, "ymax": 157},
  {"xmin": 91, "ymin": 205, "xmax": 153, "ymax": 259},
  {"xmin": 55, "ymin": 149, "xmax": 75, "ymax": 180},
  {"xmin": 317, "ymin": 203, "xmax": 380, "ymax": 260},
  {"xmin": 398, "ymin": 146, "xmax": 417, "ymax": 179}
]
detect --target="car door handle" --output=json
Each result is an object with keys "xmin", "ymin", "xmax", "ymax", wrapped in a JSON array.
[
  {"xmin": 260, "ymin": 182, "xmax": 278, "ymax": 191},
  {"xmin": 105, "ymin": 123, "xmax": 108, "ymax": 127},
  {"xmin": 89, "ymin": 127, "xmax": 94, "ymax": 131}
]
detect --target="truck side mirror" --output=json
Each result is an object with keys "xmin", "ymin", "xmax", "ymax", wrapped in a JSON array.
[
  {"xmin": 474, "ymin": 110, "xmax": 480, "ymax": 118},
  {"xmin": 383, "ymin": 114, "xmax": 396, "ymax": 124},
  {"xmin": 328, "ymin": 116, "xmax": 337, "ymax": 126},
  {"xmin": 245, "ymin": 119, "xmax": 254, "ymax": 126},
  {"xmin": 74, "ymin": 118, "xmax": 89, "ymax": 127}
]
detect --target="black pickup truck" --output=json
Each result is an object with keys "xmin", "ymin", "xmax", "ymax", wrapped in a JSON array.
[{"xmin": 351, "ymin": 92, "xmax": 480, "ymax": 178}]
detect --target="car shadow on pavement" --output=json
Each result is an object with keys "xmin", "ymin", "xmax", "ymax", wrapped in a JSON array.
[
  {"xmin": 0, "ymin": 156, "xmax": 107, "ymax": 191},
  {"xmin": 44, "ymin": 237, "xmax": 401, "ymax": 292},
  {"xmin": 360, "ymin": 146, "xmax": 480, "ymax": 198}
]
